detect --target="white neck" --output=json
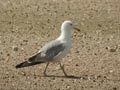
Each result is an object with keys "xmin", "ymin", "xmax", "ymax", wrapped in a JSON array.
[{"xmin": 57, "ymin": 27, "xmax": 71, "ymax": 41}]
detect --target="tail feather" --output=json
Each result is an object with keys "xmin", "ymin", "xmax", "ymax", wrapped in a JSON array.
[{"xmin": 16, "ymin": 55, "xmax": 43, "ymax": 68}]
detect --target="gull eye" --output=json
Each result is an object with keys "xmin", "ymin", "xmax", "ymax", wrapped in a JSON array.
[{"xmin": 70, "ymin": 23, "xmax": 73, "ymax": 26}]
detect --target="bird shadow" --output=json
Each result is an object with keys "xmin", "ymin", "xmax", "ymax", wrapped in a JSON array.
[{"xmin": 40, "ymin": 75, "xmax": 82, "ymax": 79}]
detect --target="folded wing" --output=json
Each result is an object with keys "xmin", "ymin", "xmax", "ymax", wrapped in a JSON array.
[{"xmin": 16, "ymin": 40, "xmax": 65, "ymax": 68}]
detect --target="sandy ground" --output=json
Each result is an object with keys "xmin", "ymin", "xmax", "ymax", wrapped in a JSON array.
[{"xmin": 0, "ymin": 0, "xmax": 120, "ymax": 90}]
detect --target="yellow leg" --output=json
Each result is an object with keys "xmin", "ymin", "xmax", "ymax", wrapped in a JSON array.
[
  {"xmin": 43, "ymin": 62, "xmax": 49, "ymax": 76},
  {"xmin": 59, "ymin": 62, "xmax": 68, "ymax": 76}
]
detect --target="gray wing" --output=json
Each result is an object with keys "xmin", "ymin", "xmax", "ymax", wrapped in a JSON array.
[
  {"xmin": 29, "ymin": 40, "xmax": 66, "ymax": 62},
  {"xmin": 16, "ymin": 40, "xmax": 66, "ymax": 68},
  {"xmin": 45, "ymin": 43, "xmax": 65, "ymax": 59}
]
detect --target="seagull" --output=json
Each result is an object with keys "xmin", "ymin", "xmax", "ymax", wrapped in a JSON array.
[{"xmin": 16, "ymin": 20, "xmax": 80, "ymax": 76}]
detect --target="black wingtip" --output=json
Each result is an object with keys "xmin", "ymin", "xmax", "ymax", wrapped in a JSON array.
[
  {"xmin": 16, "ymin": 65, "xmax": 20, "ymax": 68},
  {"xmin": 16, "ymin": 54, "xmax": 43, "ymax": 69},
  {"xmin": 15, "ymin": 61, "xmax": 43, "ymax": 69},
  {"xmin": 16, "ymin": 64, "xmax": 22, "ymax": 68},
  {"xmin": 15, "ymin": 62, "xmax": 27, "ymax": 68},
  {"xmin": 16, "ymin": 65, "xmax": 21, "ymax": 68}
]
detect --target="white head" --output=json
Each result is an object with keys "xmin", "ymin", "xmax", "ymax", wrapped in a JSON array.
[
  {"xmin": 61, "ymin": 20, "xmax": 74, "ymax": 31},
  {"xmin": 58, "ymin": 20, "xmax": 80, "ymax": 40}
]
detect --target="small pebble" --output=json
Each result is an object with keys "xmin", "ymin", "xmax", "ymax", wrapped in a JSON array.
[
  {"xmin": 109, "ymin": 48, "xmax": 116, "ymax": 52},
  {"xmin": 109, "ymin": 70, "xmax": 113, "ymax": 73},
  {"xmin": 82, "ymin": 75, "xmax": 88, "ymax": 80},
  {"xmin": 34, "ymin": 83, "xmax": 37, "ymax": 86},
  {"xmin": 98, "ymin": 24, "xmax": 102, "ymax": 27},
  {"xmin": 97, "ymin": 75, "xmax": 102, "ymax": 78},
  {"xmin": 13, "ymin": 46, "xmax": 19, "ymax": 51},
  {"xmin": 106, "ymin": 46, "xmax": 117, "ymax": 52},
  {"xmin": 0, "ymin": 52, "xmax": 3, "ymax": 54},
  {"xmin": 66, "ymin": 85, "xmax": 71, "ymax": 89},
  {"xmin": 94, "ymin": 53, "xmax": 97, "ymax": 55},
  {"xmin": 11, "ymin": 75, "xmax": 14, "ymax": 78},
  {"xmin": 7, "ymin": 53, "xmax": 10, "ymax": 56},
  {"xmin": 75, "ymin": 50, "xmax": 79, "ymax": 53},
  {"xmin": 113, "ymin": 87, "xmax": 117, "ymax": 90},
  {"xmin": 23, "ymin": 39, "xmax": 28, "ymax": 42},
  {"xmin": 21, "ymin": 72, "xmax": 26, "ymax": 76},
  {"xmin": 75, "ymin": 64, "xmax": 79, "ymax": 66}
]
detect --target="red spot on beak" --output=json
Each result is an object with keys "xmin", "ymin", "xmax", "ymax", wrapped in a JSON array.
[{"xmin": 74, "ymin": 27, "xmax": 80, "ymax": 32}]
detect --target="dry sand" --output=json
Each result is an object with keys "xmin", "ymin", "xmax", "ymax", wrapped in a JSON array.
[{"xmin": 0, "ymin": 0, "xmax": 120, "ymax": 90}]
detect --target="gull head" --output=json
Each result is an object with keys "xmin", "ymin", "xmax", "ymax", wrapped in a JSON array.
[
  {"xmin": 58, "ymin": 20, "xmax": 80, "ymax": 40},
  {"xmin": 61, "ymin": 20, "xmax": 80, "ymax": 32},
  {"xmin": 61, "ymin": 20, "xmax": 74, "ymax": 31}
]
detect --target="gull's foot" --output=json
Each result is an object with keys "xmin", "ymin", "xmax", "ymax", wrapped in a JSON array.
[
  {"xmin": 60, "ymin": 65, "xmax": 68, "ymax": 76},
  {"xmin": 43, "ymin": 72, "xmax": 48, "ymax": 77},
  {"xmin": 63, "ymin": 71, "xmax": 68, "ymax": 77},
  {"xmin": 65, "ymin": 75, "xmax": 81, "ymax": 79},
  {"xmin": 65, "ymin": 75, "xmax": 75, "ymax": 78},
  {"xmin": 44, "ymin": 74, "xmax": 48, "ymax": 77}
]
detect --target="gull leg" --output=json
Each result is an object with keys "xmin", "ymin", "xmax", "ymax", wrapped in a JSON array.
[
  {"xmin": 43, "ymin": 62, "xmax": 49, "ymax": 76},
  {"xmin": 59, "ymin": 62, "xmax": 68, "ymax": 77}
]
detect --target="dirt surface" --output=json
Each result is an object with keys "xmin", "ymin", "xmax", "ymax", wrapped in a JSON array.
[{"xmin": 0, "ymin": 0, "xmax": 120, "ymax": 90}]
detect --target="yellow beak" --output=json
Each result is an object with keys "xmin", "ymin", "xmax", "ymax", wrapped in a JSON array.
[{"xmin": 74, "ymin": 27, "xmax": 80, "ymax": 32}]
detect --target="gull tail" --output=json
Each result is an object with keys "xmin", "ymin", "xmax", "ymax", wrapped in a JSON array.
[{"xmin": 16, "ymin": 55, "xmax": 43, "ymax": 68}]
